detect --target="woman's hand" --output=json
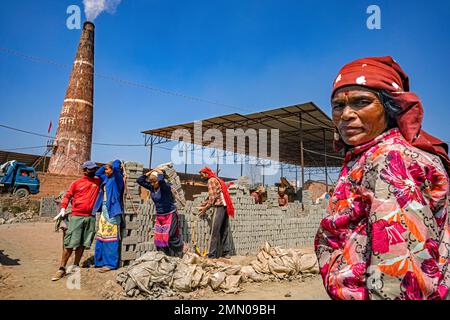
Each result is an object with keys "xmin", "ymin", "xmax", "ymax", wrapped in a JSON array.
[
  {"xmin": 146, "ymin": 168, "xmax": 163, "ymax": 177},
  {"xmin": 197, "ymin": 206, "xmax": 207, "ymax": 216}
]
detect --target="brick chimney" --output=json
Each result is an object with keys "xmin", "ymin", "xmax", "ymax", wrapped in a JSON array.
[{"xmin": 48, "ymin": 21, "xmax": 95, "ymax": 176}]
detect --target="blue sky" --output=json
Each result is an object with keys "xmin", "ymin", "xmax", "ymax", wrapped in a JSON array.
[{"xmin": 1, "ymin": 0, "xmax": 449, "ymax": 184}]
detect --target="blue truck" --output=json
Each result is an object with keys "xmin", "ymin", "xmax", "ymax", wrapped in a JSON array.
[{"xmin": 0, "ymin": 160, "xmax": 40, "ymax": 197}]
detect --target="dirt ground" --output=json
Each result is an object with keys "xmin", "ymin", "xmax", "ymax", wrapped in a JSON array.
[{"xmin": 0, "ymin": 221, "xmax": 329, "ymax": 300}]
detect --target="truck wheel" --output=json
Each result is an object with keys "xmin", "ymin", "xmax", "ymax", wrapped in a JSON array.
[{"xmin": 14, "ymin": 188, "xmax": 29, "ymax": 198}]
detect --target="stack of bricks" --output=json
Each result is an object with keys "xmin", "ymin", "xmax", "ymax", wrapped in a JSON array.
[
  {"xmin": 266, "ymin": 186, "xmax": 279, "ymax": 207},
  {"xmin": 180, "ymin": 191, "xmax": 214, "ymax": 254},
  {"xmin": 121, "ymin": 162, "xmax": 145, "ymax": 266},
  {"xmin": 39, "ymin": 196, "xmax": 59, "ymax": 217},
  {"xmin": 39, "ymin": 194, "xmax": 71, "ymax": 217},
  {"xmin": 119, "ymin": 162, "xmax": 326, "ymax": 266},
  {"xmin": 155, "ymin": 162, "xmax": 186, "ymax": 209},
  {"xmin": 123, "ymin": 162, "xmax": 143, "ymax": 212},
  {"xmin": 225, "ymin": 186, "xmax": 321, "ymax": 254},
  {"xmin": 236, "ymin": 176, "xmax": 249, "ymax": 190},
  {"xmin": 302, "ymin": 190, "xmax": 314, "ymax": 206}
]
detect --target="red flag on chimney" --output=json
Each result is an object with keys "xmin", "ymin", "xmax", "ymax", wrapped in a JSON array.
[{"xmin": 47, "ymin": 121, "xmax": 52, "ymax": 134}]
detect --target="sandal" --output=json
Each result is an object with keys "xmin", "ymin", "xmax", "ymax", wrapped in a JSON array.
[
  {"xmin": 51, "ymin": 268, "xmax": 66, "ymax": 281},
  {"xmin": 96, "ymin": 266, "xmax": 112, "ymax": 273}
]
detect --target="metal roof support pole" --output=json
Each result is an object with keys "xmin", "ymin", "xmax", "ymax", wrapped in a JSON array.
[
  {"xmin": 184, "ymin": 143, "xmax": 188, "ymax": 174},
  {"xmin": 216, "ymin": 150, "xmax": 220, "ymax": 176},
  {"xmin": 147, "ymin": 135, "xmax": 154, "ymax": 170},
  {"xmin": 299, "ymin": 113, "xmax": 305, "ymax": 189},
  {"xmin": 262, "ymin": 162, "xmax": 265, "ymax": 186},
  {"xmin": 323, "ymin": 128, "xmax": 328, "ymax": 192},
  {"xmin": 280, "ymin": 164, "xmax": 284, "ymax": 178},
  {"xmin": 223, "ymin": 150, "xmax": 226, "ymax": 172},
  {"xmin": 240, "ymin": 155, "xmax": 244, "ymax": 177},
  {"xmin": 295, "ymin": 166, "xmax": 298, "ymax": 191}
]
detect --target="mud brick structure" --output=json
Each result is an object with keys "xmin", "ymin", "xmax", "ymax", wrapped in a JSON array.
[{"xmin": 48, "ymin": 22, "xmax": 95, "ymax": 175}]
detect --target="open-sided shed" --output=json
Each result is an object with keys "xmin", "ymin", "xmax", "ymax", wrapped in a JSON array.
[{"xmin": 142, "ymin": 102, "xmax": 344, "ymax": 188}]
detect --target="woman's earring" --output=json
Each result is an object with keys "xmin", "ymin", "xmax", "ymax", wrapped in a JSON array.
[
  {"xmin": 334, "ymin": 130, "xmax": 340, "ymax": 141},
  {"xmin": 332, "ymin": 127, "xmax": 346, "ymax": 152}
]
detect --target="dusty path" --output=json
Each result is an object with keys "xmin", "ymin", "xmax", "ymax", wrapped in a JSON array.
[
  {"xmin": 0, "ymin": 222, "xmax": 118, "ymax": 299},
  {"xmin": 0, "ymin": 222, "xmax": 329, "ymax": 300},
  {"xmin": 204, "ymin": 276, "xmax": 328, "ymax": 300}
]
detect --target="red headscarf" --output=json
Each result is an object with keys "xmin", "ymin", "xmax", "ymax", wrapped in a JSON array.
[
  {"xmin": 199, "ymin": 166, "xmax": 235, "ymax": 218},
  {"xmin": 332, "ymin": 56, "xmax": 450, "ymax": 174}
]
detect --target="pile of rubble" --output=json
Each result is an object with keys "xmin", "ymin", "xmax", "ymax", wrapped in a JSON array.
[
  {"xmin": 116, "ymin": 242, "xmax": 319, "ymax": 299},
  {"xmin": 0, "ymin": 196, "xmax": 40, "ymax": 225}
]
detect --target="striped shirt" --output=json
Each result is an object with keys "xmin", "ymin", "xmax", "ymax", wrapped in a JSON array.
[{"xmin": 202, "ymin": 177, "xmax": 225, "ymax": 209}]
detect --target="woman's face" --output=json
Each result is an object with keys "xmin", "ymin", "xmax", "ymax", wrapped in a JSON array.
[
  {"xmin": 149, "ymin": 175, "xmax": 159, "ymax": 188},
  {"xmin": 200, "ymin": 172, "xmax": 209, "ymax": 181},
  {"xmin": 104, "ymin": 165, "xmax": 113, "ymax": 177},
  {"xmin": 332, "ymin": 86, "xmax": 387, "ymax": 146}
]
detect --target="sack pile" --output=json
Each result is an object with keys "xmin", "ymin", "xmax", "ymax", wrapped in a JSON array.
[{"xmin": 116, "ymin": 242, "xmax": 319, "ymax": 299}]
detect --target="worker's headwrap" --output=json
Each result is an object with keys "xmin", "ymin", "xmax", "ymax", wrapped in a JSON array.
[
  {"xmin": 332, "ymin": 56, "xmax": 450, "ymax": 174},
  {"xmin": 150, "ymin": 171, "xmax": 159, "ymax": 178},
  {"xmin": 199, "ymin": 166, "xmax": 235, "ymax": 218}
]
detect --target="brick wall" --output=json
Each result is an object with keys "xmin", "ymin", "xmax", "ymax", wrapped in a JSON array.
[{"xmin": 32, "ymin": 172, "xmax": 80, "ymax": 199}]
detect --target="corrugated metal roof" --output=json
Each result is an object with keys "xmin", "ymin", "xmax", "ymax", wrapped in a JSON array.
[{"xmin": 142, "ymin": 102, "xmax": 343, "ymax": 167}]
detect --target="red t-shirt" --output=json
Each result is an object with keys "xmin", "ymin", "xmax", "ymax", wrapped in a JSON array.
[{"xmin": 61, "ymin": 176, "xmax": 101, "ymax": 216}]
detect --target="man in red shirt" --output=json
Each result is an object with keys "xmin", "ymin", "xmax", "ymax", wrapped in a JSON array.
[{"xmin": 51, "ymin": 161, "xmax": 101, "ymax": 281}]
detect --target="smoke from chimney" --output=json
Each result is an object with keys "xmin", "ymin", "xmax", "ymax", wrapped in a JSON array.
[
  {"xmin": 48, "ymin": 22, "xmax": 95, "ymax": 176},
  {"xmin": 83, "ymin": 0, "xmax": 122, "ymax": 21}
]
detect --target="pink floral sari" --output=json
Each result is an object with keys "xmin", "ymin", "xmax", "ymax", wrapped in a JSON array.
[{"xmin": 315, "ymin": 128, "xmax": 450, "ymax": 300}]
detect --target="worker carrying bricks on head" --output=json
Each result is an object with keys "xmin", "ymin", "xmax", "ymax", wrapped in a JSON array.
[
  {"xmin": 197, "ymin": 166, "xmax": 235, "ymax": 259},
  {"xmin": 51, "ymin": 161, "xmax": 100, "ymax": 281},
  {"xmin": 137, "ymin": 168, "xmax": 185, "ymax": 257},
  {"xmin": 92, "ymin": 160, "xmax": 125, "ymax": 272}
]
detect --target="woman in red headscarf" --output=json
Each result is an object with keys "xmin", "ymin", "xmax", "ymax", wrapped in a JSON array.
[
  {"xmin": 314, "ymin": 56, "xmax": 450, "ymax": 300},
  {"xmin": 198, "ymin": 166, "xmax": 234, "ymax": 259}
]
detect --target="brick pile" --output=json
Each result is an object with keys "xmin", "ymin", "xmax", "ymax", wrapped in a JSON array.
[
  {"xmin": 39, "ymin": 196, "xmax": 59, "ymax": 217},
  {"xmin": 237, "ymin": 176, "xmax": 249, "ymax": 189},
  {"xmin": 302, "ymin": 190, "xmax": 314, "ymax": 206},
  {"xmin": 121, "ymin": 162, "xmax": 147, "ymax": 266},
  {"xmin": 154, "ymin": 162, "xmax": 186, "ymax": 208},
  {"xmin": 266, "ymin": 186, "xmax": 279, "ymax": 206}
]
